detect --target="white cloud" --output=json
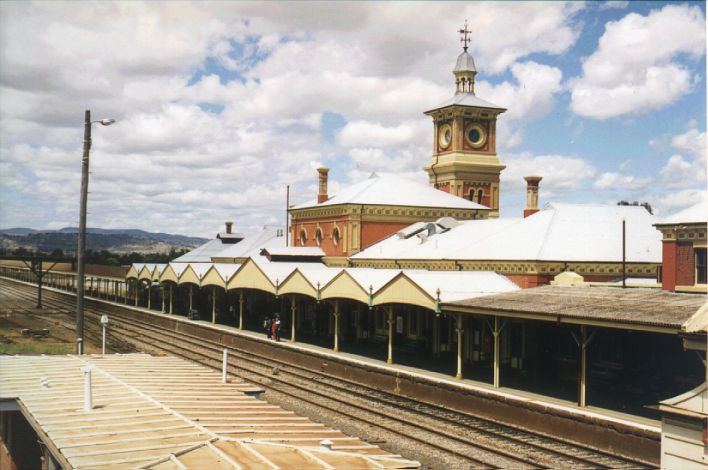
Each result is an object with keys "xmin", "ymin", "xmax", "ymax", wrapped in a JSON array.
[
  {"xmin": 337, "ymin": 120, "xmax": 426, "ymax": 148},
  {"xmin": 8, "ymin": 2, "xmax": 703, "ymax": 239},
  {"xmin": 659, "ymin": 126, "xmax": 706, "ymax": 188},
  {"xmin": 652, "ymin": 188, "xmax": 708, "ymax": 216},
  {"xmin": 479, "ymin": 61, "xmax": 563, "ymax": 122},
  {"xmin": 502, "ymin": 153, "xmax": 596, "ymax": 197},
  {"xmin": 593, "ymin": 172, "xmax": 653, "ymax": 191},
  {"xmin": 570, "ymin": 4, "xmax": 705, "ymax": 119},
  {"xmin": 477, "ymin": 61, "xmax": 564, "ymax": 151},
  {"xmin": 597, "ymin": 1, "xmax": 629, "ymax": 11}
]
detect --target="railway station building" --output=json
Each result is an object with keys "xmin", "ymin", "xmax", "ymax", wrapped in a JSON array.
[
  {"xmin": 1, "ymin": 31, "xmax": 704, "ymax": 448},
  {"xmin": 121, "ymin": 36, "xmax": 705, "ymax": 423}
]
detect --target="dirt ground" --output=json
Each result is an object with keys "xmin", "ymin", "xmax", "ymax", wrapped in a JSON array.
[{"xmin": 0, "ymin": 288, "xmax": 105, "ymax": 355}]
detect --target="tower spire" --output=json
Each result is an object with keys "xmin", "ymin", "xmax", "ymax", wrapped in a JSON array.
[
  {"xmin": 453, "ymin": 21, "xmax": 477, "ymax": 94},
  {"xmin": 459, "ymin": 20, "xmax": 471, "ymax": 52}
]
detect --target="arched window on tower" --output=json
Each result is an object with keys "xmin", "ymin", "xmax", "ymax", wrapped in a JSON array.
[
  {"xmin": 332, "ymin": 227, "xmax": 340, "ymax": 246},
  {"xmin": 314, "ymin": 228, "xmax": 324, "ymax": 246},
  {"xmin": 477, "ymin": 189, "xmax": 483, "ymax": 204},
  {"xmin": 468, "ymin": 189, "xmax": 475, "ymax": 202},
  {"xmin": 299, "ymin": 229, "xmax": 308, "ymax": 246}
]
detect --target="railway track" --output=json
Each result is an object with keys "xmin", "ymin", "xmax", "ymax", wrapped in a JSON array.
[{"xmin": 1, "ymin": 277, "xmax": 651, "ymax": 469}]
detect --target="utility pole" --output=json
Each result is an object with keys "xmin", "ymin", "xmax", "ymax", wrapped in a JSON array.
[
  {"xmin": 622, "ymin": 219, "xmax": 626, "ymax": 288},
  {"xmin": 76, "ymin": 110, "xmax": 91, "ymax": 355},
  {"xmin": 76, "ymin": 110, "xmax": 114, "ymax": 355},
  {"xmin": 285, "ymin": 185, "xmax": 290, "ymax": 246}
]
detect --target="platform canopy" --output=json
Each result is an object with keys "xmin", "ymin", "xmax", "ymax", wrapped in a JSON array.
[
  {"xmin": 445, "ymin": 284, "xmax": 707, "ymax": 333},
  {"xmin": 129, "ymin": 256, "xmax": 519, "ymax": 310}
]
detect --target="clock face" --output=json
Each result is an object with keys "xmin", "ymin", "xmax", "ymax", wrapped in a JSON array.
[
  {"xmin": 465, "ymin": 123, "xmax": 487, "ymax": 148},
  {"xmin": 439, "ymin": 124, "xmax": 452, "ymax": 149}
]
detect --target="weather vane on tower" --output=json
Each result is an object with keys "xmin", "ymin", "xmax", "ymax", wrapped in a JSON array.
[{"xmin": 459, "ymin": 20, "xmax": 471, "ymax": 52}]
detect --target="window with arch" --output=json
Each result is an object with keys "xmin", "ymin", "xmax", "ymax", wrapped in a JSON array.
[
  {"xmin": 477, "ymin": 189, "xmax": 484, "ymax": 204},
  {"xmin": 299, "ymin": 229, "xmax": 308, "ymax": 246},
  {"xmin": 332, "ymin": 227, "xmax": 340, "ymax": 245},
  {"xmin": 314, "ymin": 228, "xmax": 324, "ymax": 246},
  {"xmin": 468, "ymin": 189, "xmax": 475, "ymax": 202}
]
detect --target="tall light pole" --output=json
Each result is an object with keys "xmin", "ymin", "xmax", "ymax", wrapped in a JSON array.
[{"xmin": 76, "ymin": 109, "xmax": 115, "ymax": 354}]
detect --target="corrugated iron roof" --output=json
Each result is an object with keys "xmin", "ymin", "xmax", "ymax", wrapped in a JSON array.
[
  {"xmin": 446, "ymin": 285, "xmax": 706, "ymax": 330},
  {"xmin": 0, "ymin": 354, "xmax": 419, "ymax": 469},
  {"xmin": 354, "ymin": 203, "xmax": 661, "ymax": 263}
]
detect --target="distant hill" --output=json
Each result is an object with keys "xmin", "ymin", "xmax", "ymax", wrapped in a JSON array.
[{"xmin": 0, "ymin": 227, "xmax": 208, "ymax": 255}]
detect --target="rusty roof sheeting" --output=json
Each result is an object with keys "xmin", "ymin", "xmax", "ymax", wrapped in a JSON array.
[{"xmin": 445, "ymin": 285, "xmax": 706, "ymax": 330}]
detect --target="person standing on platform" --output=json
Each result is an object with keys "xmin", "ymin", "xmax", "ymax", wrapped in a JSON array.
[
  {"xmin": 264, "ymin": 315, "xmax": 272, "ymax": 339},
  {"xmin": 272, "ymin": 314, "xmax": 281, "ymax": 341}
]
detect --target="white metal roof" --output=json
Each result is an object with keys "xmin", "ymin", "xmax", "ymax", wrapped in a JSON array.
[
  {"xmin": 250, "ymin": 256, "xmax": 341, "ymax": 288},
  {"xmin": 404, "ymin": 270, "xmax": 520, "ymax": 302},
  {"xmin": 213, "ymin": 263, "xmax": 241, "ymax": 282},
  {"xmin": 263, "ymin": 246, "xmax": 325, "ymax": 257},
  {"xmin": 344, "ymin": 267, "xmax": 402, "ymax": 293},
  {"xmin": 215, "ymin": 226, "xmax": 287, "ymax": 260},
  {"xmin": 172, "ymin": 238, "xmax": 228, "ymax": 263},
  {"xmin": 425, "ymin": 92, "xmax": 505, "ymax": 113},
  {"xmin": 354, "ymin": 203, "xmax": 661, "ymax": 263},
  {"xmin": 293, "ymin": 172, "xmax": 488, "ymax": 210},
  {"xmin": 656, "ymin": 200, "xmax": 708, "ymax": 225},
  {"xmin": 454, "ymin": 51, "xmax": 476, "ymax": 72},
  {"xmin": 168, "ymin": 262, "xmax": 189, "ymax": 277},
  {"xmin": 190, "ymin": 262, "xmax": 213, "ymax": 279}
]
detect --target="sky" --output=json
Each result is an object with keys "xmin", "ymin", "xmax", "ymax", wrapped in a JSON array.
[{"xmin": 0, "ymin": 1, "xmax": 705, "ymax": 238}]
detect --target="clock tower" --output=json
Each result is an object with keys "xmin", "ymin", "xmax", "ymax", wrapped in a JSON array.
[{"xmin": 424, "ymin": 22, "xmax": 506, "ymax": 217}]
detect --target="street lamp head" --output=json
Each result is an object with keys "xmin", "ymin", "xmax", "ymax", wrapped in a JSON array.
[{"xmin": 97, "ymin": 118, "xmax": 115, "ymax": 126}]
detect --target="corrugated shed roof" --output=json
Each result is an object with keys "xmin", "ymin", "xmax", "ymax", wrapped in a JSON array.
[
  {"xmin": 0, "ymin": 354, "xmax": 418, "ymax": 470},
  {"xmin": 656, "ymin": 200, "xmax": 708, "ymax": 225},
  {"xmin": 354, "ymin": 203, "xmax": 661, "ymax": 263},
  {"xmin": 293, "ymin": 173, "xmax": 487, "ymax": 210},
  {"xmin": 446, "ymin": 285, "xmax": 706, "ymax": 329}
]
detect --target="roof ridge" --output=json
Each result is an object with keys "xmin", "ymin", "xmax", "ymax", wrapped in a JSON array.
[
  {"xmin": 535, "ymin": 206, "xmax": 559, "ymax": 260},
  {"xmin": 336, "ymin": 173, "xmax": 381, "ymax": 203}
]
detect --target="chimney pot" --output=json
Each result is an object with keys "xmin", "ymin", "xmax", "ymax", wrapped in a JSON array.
[
  {"xmin": 317, "ymin": 167, "xmax": 330, "ymax": 203},
  {"xmin": 225, "ymin": 221, "xmax": 233, "ymax": 234},
  {"xmin": 523, "ymin": 176, "xmax": 542, "ymax": 218}
]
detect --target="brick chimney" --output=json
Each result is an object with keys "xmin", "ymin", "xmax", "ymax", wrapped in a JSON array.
[
  {"xmin": 523, "ymin": 176, "xmax": 542, "ymax": 218},
  {"xmin": 225, "ymin": 221, "xmax": 233, "ymax": 234},
  {"xmin": 317, "ymin": 167, "xmax": 330, "ymax": 203}
]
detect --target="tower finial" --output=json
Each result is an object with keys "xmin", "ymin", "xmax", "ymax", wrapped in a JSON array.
[{"xmin": 458, "ymin": 20, "xmax": 471, "ymax": 52}]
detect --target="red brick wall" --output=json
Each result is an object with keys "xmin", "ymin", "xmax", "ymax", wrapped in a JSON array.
[
  {"xmin": 662, "ymin": 241, "xmax": 678, "ymax": 291},
  {"xmin": 661, "ymin": 241, "xmax": 694, "ymax": 291},
  {"xmin": 505, "ymin": 274, "xmax": 553, "ymax": 289},
  {"xmin": 676, "ymin": 242, "xmax": 695, "ymax": 286},
  {"xmin": 361, "ymin": 221, "xmax": 410, "ymax": 249},
  {"xmin": 290, "ymin": 215, "xmax": 350, "ymax": 257}
]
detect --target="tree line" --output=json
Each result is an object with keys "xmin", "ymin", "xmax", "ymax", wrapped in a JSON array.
[{"xmin": 0, "ymin": 247, "xmax": 189, "ymax": 266}]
